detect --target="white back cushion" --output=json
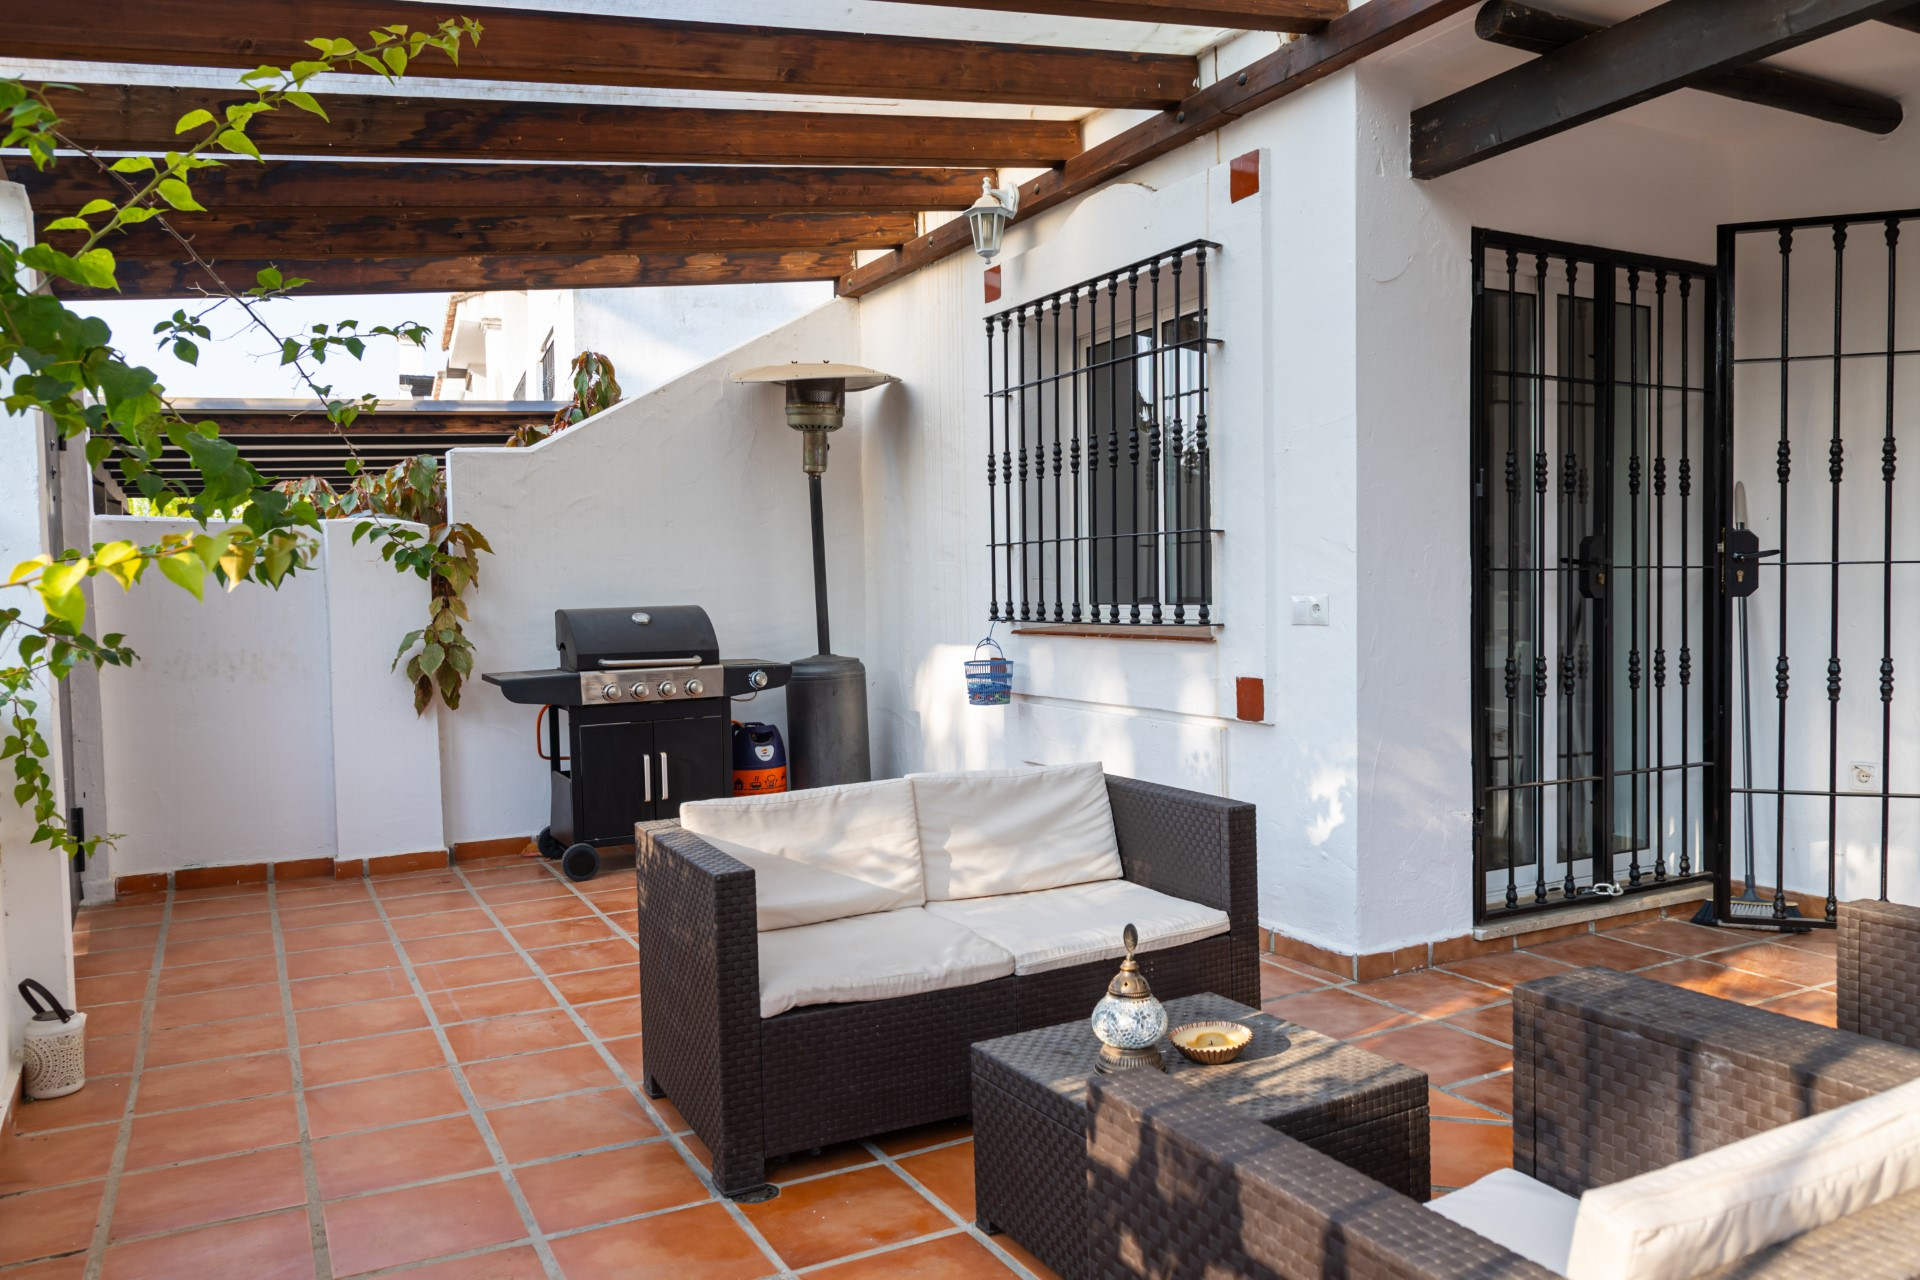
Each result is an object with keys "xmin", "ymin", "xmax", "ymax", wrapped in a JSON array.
[
  {"xmin": 1567, "ymin": 1074, "xmax": 1920, "ymax": 1280},
  {"xmin": 924, "ymin": 879, "xmax": 1227, "ymax": 976},
  {"xmin": 908, "ymin": 762, "xmax": 1122, "ymax": 900},
  {"xmin": 679, "ymin": 778, "xmax": 924, "ymax": 931},
  {"xmin": 1427, "ymin": 1168, "xmax": 1579, "ymax": 1276}
]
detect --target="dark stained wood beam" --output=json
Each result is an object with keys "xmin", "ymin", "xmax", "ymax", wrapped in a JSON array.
[
  {"xmin": 1878, "ymin": 4, "xmax": 1920, "ymax": 30},
  {"xmin": 44, "ymin": 84, "xmax": 1082, "ymax": 168},
  {"xmin": 840, "ymin": 0, "xmax": 1474, "ymax": 298},
  {"xmin": 0, "ymin": 0, "xmax": 1196, "ymax": 110},
  {"xmin": 64, "ymin": 250, "xmax": 856, "ymax": 298},
  {"xmin": 62, "ymin": 210, "xmax": 919, "ymax": 259},
  {"xmin": 885, "ymin": 0, "xmax": 1346, "ymax": 33},
  {"xmin": 172, "ymin": 402, "xmax": 561, "ymax": 437},
  {"xmin": 1477, "ymin": 1, "xmax": 1900, "ymax": 134},
  {"xmin": 16, "ymin": 162, "xmax": 993, "ymax": 216},
  {"xmin": 1413, "ymin": 0, "xmax": 1914, "ymax": 179}
]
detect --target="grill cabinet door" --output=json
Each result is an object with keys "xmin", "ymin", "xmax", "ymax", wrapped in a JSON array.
[
  {"xmin": 576, "ymin": 719, "xmax": 657, "ymax": 841},
  {"xmin": 652, "ymin": 713, "xmax": 729, "ymax": 819}
]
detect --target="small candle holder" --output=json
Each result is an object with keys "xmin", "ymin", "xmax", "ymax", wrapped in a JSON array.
[{"xmin": 1089, "ymin": 924, "xmax": 1167, "ymax": 1074}]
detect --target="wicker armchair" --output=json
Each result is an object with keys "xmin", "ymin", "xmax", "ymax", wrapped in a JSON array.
[
  {"xmin": 635, "ymin": 774, "xmax": 1259, "ymax": 1199},
  {"xmin": 1087, "ymin": 968, "xmax": 1920, "ymax": 1279},
  {"xmin": 1839, "ymin": 898, "xmax": 1920, "ymax": 1051}
]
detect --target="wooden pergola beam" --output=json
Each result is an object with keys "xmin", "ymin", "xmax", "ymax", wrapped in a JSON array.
[
  {"xmin": 16, "ymin": 163, "xmax": 994, "ymax": 216},
  {"xmin": 69, "ymin": 210, "xmax": 920, "ymax": 260},
  {"xmin": 839, "ymin": 0, "xmax": 1475, "ymax": 298},
  {"xmin": 1412, "ymin": 0, "xmax": 1914, "ymax": 179},
  {"xmin": 66, "ymin": 250, "xmax": 857, "ymax": 298},
  {"xmin": 1475, "ymin": 1, "xmax": 1901, "ymax": 135},
  {"xmin": 172, "ymin": 407, "xmax": 557, "ymax": 437},
  {"xmin": 44, "ymin": 84, "xmax": 1083, "ymax": 168},
  {"xmin": 1879, "ymin": 4, "xmax": 1920, "ymax": 30},
  {"xmin": 0, "ymin": 0, "xmax": 1197, "ymax": 110},
  {"xmin": 884, "ymin": 0, "xmax": 1346, "ymax": 33}
]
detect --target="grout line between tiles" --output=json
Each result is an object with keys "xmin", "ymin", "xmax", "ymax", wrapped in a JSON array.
[
  {"xmin": 857, "ymin": 1135, "xmax": 1042, "ymax": 1279},
  {"xmin": 267, "ymin": 879, "xmax": 336, "ymax": 1277}
]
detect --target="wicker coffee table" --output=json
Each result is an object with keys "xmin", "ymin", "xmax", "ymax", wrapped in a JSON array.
[{"xmin": 970, "ymin": 991, "xmax": 1429, "ymax": 1280}]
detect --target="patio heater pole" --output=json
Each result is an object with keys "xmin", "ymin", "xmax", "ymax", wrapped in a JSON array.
[{"xmin": 809, "ymin": 470, "xmax": 831, "ymax": 656}]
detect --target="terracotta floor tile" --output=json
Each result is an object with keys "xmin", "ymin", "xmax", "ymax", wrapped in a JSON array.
[
  {"xmin": 381, "ymin": 1246, "xmax": 547, "ymax": 1280},
  {"xmin": 165, "ymin": 914, "xmax": 268, "ymax": 943},
  {"xmin": 411, "ymin": 952, "xmax": 535, "ymax": 992},
  {"xmin": 136, "ymin": 1052, "xmax": 292, "ymax": 1114},
  {"xmin": 1714, "ymin": 942, "xmax": 1838, "ymax": 988},
  {"xmin": 101, "ymin": 1209, "xmax": 314, "ymax": 1280},
  {"xmin": 0, "ymin": 1181, "xmax": 105, "ymax": 1266},
  {"xmin": 1452, "ymin": 1072, "xmax": 1512, "ymax": 1115},
  {"xmin": 1429, "ymin": 1087, "xmax": 1505, "ymax": 1120},
  {"xmin": 312, "ymin": 1113, "xmax": 495, "ymax": 1199},
  {"xmin": 813, "ymin": 1233, "xmax": 1017, "ymax": 1278},
  {"xmin": 281, "ymin": 922, "xmax": 389, "ymax": 953},
  {"xmin": 1257, "ymin": 960, "xmax": 1325, "ymax": 1000},
  {"xmin": 1520, "ymin": 933, "xmax": 1673, "ymax": 972},
  {"xmin": 1430, "ymin": 1118, "xmax": 1513, "ymax": 1190},
  {"xmin": 1264, "ymin": 989, "xmax": 1420, "ymax": 1040},
  {"xmin": 144, "ymin": 1014, "xmax": 287, "ymax": 1068},
  {"xmin": 516, "ymin": 1143, "xmax": 708, "ymax": 1233},
  {"xmin": 301, "ymin": 1029, "xmax": 447, "ymax": 1088},
  {"xmin": 506, "ymin": 918, "xmax": 616, "ymax": 950},
  {"xmin": 1353, "ymin": 1022, "xmax": 1512, "ymax": 1086},
  {"xmin": 603, "ymin": 910, "xmax": 640, "ymax": 936},
  {"xmin": 574, "ymin": 998, "xmax": 646, "ymax": 1040},
  {"xmin": 898, "ymin": 1139, "xmax": 976, "ymax": 1219},
  {"xmin": 427, "ymin": 979, "xmax": 557, "ymax": 1025},
  {"xmin": 382, "ymin": 890, "xmax": 479, "ymax": 918},
  {"xmin": 461, "ymin": 1044, "xmax": 619, "ymax": 1107},
  {"xmin": 376, "ymin": 872, "xmax": 470, "ymax": 898},
  {"xmin": 0, "ymin": 1122, "xmax": 119, "ymax": 1194},
  {"xmin": 1775, "ymin": 928, "xmax": 1840, "ymax": 954},
  {"xmin": 769, "ymin": 1142, "xmax": 874, "ymax": 1185},
  {"xmin": 123, "ymin": 1093, "xmax": 301, "ymax": 1169},
  {"xmin": 549, "ymin": 966, "xmax": 638, "ymax": 1006},
  {"xmin": 743, "ymin": 1164, "xmax": 950, "ymax": 1270},
  {"xmin": 170, "ymin": 899, "xmax": 268, "ymax": 922},
  {"xmin": 11, "ymin": 1076, "xmax": 131, "ymax": 1134},
  {"xmin": 485, "ymin": 1088, "xmax": 660, "ymax": 1164},
  {"xmin": 109, "ymin": 1146, "xmax": 307, "ymax": 1241},
  {"xmin": 548, "ymin": 1202, "xmax": 768, "ymax": 1280},
  {"xmin": 402, "ymin": 931, "xmax": 514, "ymax": 964},
  {"xmin": 75, "ymin": 971, "xmax": 153, "ymax": 1006},
  {"xmin": 322, "ymin": 1172, "xmax": 525, "ymax": 1277},
  {"xmin": 81, "ymin": 1002, "xmax": 144, "ymax": 1039},
  {"xmin": 305, "ymin": 1067, "xmax": 468, "ymax": 1138},
  {"xmin": 158, "ymin": 957, "xmax": 275, "ymax": 998},
  {"xmin": 296, "ymin": 996, "xmax": 430, "ymax": 1045},
  {"xmin": 284, "ymin": 943, "xmax": 399, "ymax": 981},
  {"xmin": 1598, "ymin": 917, "xmax": 1739, "ymax": 956},
  {"xmin": 160, "ymin": 933, "xmax": 276, "ymax": 968},
  {"xmin": 462, "ymin": 864, "xmax": 562, "ymax": 887},
  {"xmin": 75, "ymin": 947, "xmax": 157, "ymax": 978},
  {"xmin": 388, "ymin": 910, "xmax": 496, "ymax": 941},
  {"xmin": 86, "ymin": 1033, "xmax": 140, "ymax": 1078},
  {"xmin": 275, "ymin": 882, "xmax": 373, "ymax": 906},
  {"xmin": 489, "ymin": 897, "xmax": 594, "ymax": 927},
  {"xmin": 275, "ymin": 902, "xmax": 380, "ymax": 930},
  {"xmin": 1441, "ymin": 1003, "xmax": 1515, "ymax": 1046},
  {"xmin": 525, "ymin": 939, "xmax": 635, "ymax": 976},
  {"xmin": 1349, "ymin": 970, "xmax": 1505, "ymax": 1018},
  {"xmin": 602, "ymin": 1034, "xmax": 647, "ymax": 1078},
  {"xmin": 443, "ymin": 1009, "xmax": 582, "ymax": 1063},
  {"xmin": 473, "ymin": 881, "xmax": 572, "ymax": 905},
  {"xmin": 82, "ymin": 904, "xmax": 164, "ymax": 927},
  {"xmin": 873, "ymin": 1117, "xmax": 973, "ymax": 1156},
  {"xmin": 289, "ymin": 968, "xmax": 415, "ymax": 1011},
  {"xmin": 1761, "ymin": 988, "xmax": 1839, "ymax": 1027},
  {"xmin": 647, "ymin": 1095, "xmax": 692, "ymax": 1135},
  {"xmin": 0, "ymin": 1254, "xmax": 88, "ymax": 1280},
  {"xmin": 1640, "ymin": 958, "xmax": 1799, "ymax": 1005},
  {"xmin": 1437, "ymin": 952, "xmax": 1573, "ymax": 991}
]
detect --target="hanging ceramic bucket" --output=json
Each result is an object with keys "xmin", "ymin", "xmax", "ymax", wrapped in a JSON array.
[
  {"xmin": 18, "ymin": 979, "xmax": 86, "ymax": 1100},
  {"xmin": 964, "ymin": 636, "xmax": 1013, "ymax": 706}
]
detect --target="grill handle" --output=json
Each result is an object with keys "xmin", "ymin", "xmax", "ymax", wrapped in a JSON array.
[
  {"xmin": 660, "ymin": 752, "xmax": 669, "ymax": 801},
  {"xmin": 643, "ymin": 754, "xmax": 653, "ymax": 803},
  {"xmin": 597, "ymin": 656, "xmax": 702, "ymax": 670}
]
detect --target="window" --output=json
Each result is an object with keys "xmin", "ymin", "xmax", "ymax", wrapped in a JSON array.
[
  {"xmin": 985, "ymin": 241, "xmax": 1218, "ymax": 627},
  {"xmin": 539, "ymin": 337, "xmax": 557, "ymax": 401}
]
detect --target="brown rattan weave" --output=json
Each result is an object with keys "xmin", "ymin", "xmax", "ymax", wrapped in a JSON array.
[
  {"xmin": 1838, "ymin": 898, "xmax": 1920, "ymax": 1051},
  {"xmin": 634, "ymin": 775, "xmax": 1259, "ymax": 1198},
  {"xmin": 973, "ymin": 992, "xmax": 1429, "ymax": 1280}
]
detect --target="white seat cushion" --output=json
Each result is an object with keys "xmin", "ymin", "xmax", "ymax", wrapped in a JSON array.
[
  {"xmin": 908, "ymin": 761, "xmax": 1122, "ymax": 900},
  {"xmin": 679, "ymin": 777, "xmax": 925, "ymax": 930},
  {"xmin": 756, "ymin": 908, "xmax": 1015, "ymax": 1018},
  {"xmin": 923, "ymin": 879, "xmax": 1228, "ymax": 976},
  {"xmin": 1427, "ymin": 1168, "xmax": 1578, "ymax": 1275},
  {"xmin": 1566, "ymin": 1074, "xmax": 1920, "ymax": 1280}
]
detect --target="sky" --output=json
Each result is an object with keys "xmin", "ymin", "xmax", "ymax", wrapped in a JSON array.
[{"xmin": 74, "ymin": 291, "xmax": 453, "ymax": 402}]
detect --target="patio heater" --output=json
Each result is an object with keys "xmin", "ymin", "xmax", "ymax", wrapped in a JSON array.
[{"xmin": 731, "ymin": 361, "xmax": 898, "ymax": 789}]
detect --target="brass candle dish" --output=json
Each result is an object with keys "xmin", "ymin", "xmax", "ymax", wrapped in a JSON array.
[{"xmin": 1169, "ymin": 1020, "xmax": 1252, "ymax": 1066}]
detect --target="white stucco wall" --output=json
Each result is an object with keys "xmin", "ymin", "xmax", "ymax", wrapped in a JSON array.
[{"xmin": 441, "ymin": 299, "xmax": 864, "ymax": 845}]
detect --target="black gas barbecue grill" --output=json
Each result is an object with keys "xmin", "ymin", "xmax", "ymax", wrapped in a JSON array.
[{"xmin": 483, "ymin": 606, "xmax": 790, "ymax": 880}]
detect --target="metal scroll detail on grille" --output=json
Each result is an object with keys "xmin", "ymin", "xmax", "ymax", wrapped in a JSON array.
[{"xmin": 984, "ymin": 241, "xmax": 1221, "ymax": 628}]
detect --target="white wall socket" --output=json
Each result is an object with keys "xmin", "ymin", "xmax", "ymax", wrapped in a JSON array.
[
  {"xmin": 1849, "ymin": 761, "xmax": 1878, "ymax": 791},
  {"xmin": 1291, "ymin": 595, "xmax": 1329, "ymax": 626}
]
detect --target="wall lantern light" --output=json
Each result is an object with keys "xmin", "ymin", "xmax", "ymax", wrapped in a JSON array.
[{"xmin": 966, "ymin": 177, "xmax": 1021, "ymax": 262}]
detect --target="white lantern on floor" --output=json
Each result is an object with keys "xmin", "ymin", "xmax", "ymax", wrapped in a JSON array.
[{"xmin": 18, "ymin": 979, "xmax": 87, "ymax": 1100}]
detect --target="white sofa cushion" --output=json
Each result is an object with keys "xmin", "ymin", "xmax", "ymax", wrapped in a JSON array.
[
  {"xmin": 679, "ymin": 777, "xmax": 925, "ymax": 931},
  {"xmin": 923, "ymin": 878, "xmax": 1228, "ymax": 976},
  {"xmin": 756, "ymin": 907, "xmax": 1015, "ymax": 1018},
  {"xmin": 1427, "ymin": 1168, "xmax": 1579, "ymax": 1275},
  {"xmin": 908, "ymin": 761, "xmax": 1122, "ymax": 900},
  {"xmin": 1566, "ymin": 1074, "xmax": 1920, "ymax": 1280}
]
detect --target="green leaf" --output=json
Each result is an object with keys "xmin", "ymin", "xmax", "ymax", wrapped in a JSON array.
[
  {"xmin": 256, "ymin": 266, "xmax": 284, "ymax": 290},
  {"xmin": 76, "ymin": 199, "xmax": 116, "ymax": 216},
  {"xmin": 216, "ymin": 129, "xmax": 262, "ymax": 160},
  {"xmin": 157, "ymin": 552, "xmax": 207, "ymax": 600},
  {"xmin": 174, "ymin": 108, "xmax": 216, "ymax": 134},
  {"xmin": 41, "ymin": 216, "xmax": 89, "ymax": 232},
  {"xmin": 109, "ymin": 155, "xmax": 155, "ymax": 172},
  {"xmin": 155, "ymin": 178, "xmax": 206, "ymax": 212},
  {"xmin": 283, "ymin": 91, "xmax": 328, "ymax": 121},
  {"xmin": 418, "ymin": 642, "xmax": 445, "ymax": 675},
  {"xmin": 171, "ymin": 338, "xmax": 198, "ymax": 365}
]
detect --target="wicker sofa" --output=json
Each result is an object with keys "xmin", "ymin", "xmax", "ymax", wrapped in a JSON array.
[
  {"xmin": 1086, "ymin": 968, "xmax": 1920, "ymax": 1279},
  {"xmin": 1839, "ymin": 898, "xmax": 1920, "ymax": 1051},
  {"xmin": 634, "ymin": 765, "xmax": 1258, "ymax": 1198}
]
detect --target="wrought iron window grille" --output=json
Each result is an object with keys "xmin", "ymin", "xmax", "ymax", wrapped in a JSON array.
[{"xmin": 985, "ymin": 240, "xmax": 1222, "ymax": 628}]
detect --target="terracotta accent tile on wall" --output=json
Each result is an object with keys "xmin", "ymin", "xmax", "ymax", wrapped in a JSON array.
[
  {"xmin": 366, "ymin": 850, "xmax": 450, "ymax": 877},
  {"xmin": 1229, "ymin": 150, "xmax": 1260, "ymax": 203},
  {"xmin": 1234, "ymin": 676, "xmax": 1265, "ymax": 723},
  {"xmin": 983, "ymin": 264, "xmax": 1002, "ymax": 304},
  {"xmin": 1430, "ymin": 933, "xmax": 1514, "ymax": 965},
  {"xmin": 1267, "ymin": 934, "xmax": 1354, "ymax": 981},
  {"xmin": 452, "ymin": 836, "xmax": 534, "ymax": 863},
  {"xmin": 115, "ymin": 873, "xmax": 169, "ymax": 896},
  {"xmin": 333, "ymin": 859, "xmax": 366, "ymax": 880},
  {"xmin": 173, "ymin": 865, "xmax": 270, "ymax": 891},
  {"xmin": 274, "ymin": 857, "xmax": 334, "ymax": 881}
]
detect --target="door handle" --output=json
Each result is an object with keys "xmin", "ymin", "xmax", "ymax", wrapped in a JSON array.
[
  {"xmin": 659, "ymin": 751, "xmax": 669, "ymax": 801},
  {"xmin": 642, "ymin": 753, "xmax": 652, "ymax": 803}
]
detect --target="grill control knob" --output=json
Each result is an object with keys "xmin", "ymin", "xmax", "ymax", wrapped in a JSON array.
[
  {"xmin": 747, "ymin": 669, "xmax": 769, "ymax": 690},
  {"xmin": 656, "ymin": 681, "xmax": 678, "ymax": 698},
  {"xmin": 600, "ymin": 683, "xmax": 623, "ymax": 701},
  {"xmin": 684, "ymin": 678, "xmax": 705, "ymax": 697},
  {"xmin": 629, "ymin": 682, "xmax": 650, "ymax": 699}
]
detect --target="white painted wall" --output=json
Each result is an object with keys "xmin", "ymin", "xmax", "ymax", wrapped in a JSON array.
[{"xmin": 441, "ymin": 300, "xmax": 863, "ymax": 844}]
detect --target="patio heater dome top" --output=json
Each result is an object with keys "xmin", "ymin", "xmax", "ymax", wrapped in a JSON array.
[{"xmin": 731, "ymin": 362, "xmax": 899, "ymax": 393}]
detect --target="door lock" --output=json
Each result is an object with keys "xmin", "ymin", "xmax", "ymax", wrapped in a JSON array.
[{"xmin": 1726, "ymin": 526, "xmax": 1779, "ymax": 599}]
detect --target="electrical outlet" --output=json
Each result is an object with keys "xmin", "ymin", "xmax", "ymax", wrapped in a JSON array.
[
  {"xmin": 1850, "ymin": 761, "xmax": 1878, "ymax": 791},
  {"xmin": 1291, "ymin": 595, "xmax": 1329, "ymax": 626}
]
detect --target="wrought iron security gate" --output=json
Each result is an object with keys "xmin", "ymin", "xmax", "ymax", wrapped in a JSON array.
[{"xmin": 1470, "ymin": 230, "xmax": 1719, "ymax": 923}]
